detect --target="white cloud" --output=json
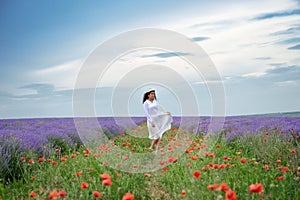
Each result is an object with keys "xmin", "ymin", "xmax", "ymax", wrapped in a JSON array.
[
  {"xmin": 36, "ymin": 59, "xmax": 82, "ymax": 75},
  {"xmin": 241, "ymin": 71, "xmax": 267, "ymax": 78},
  {"xmin": 30, "ymin": 0, "xmax": 300, "ymax": 92},
  {"xmin": 192, "ymin": 80, "xmax": 224, "ymax": 85},
  {"xmin": 274, "ymin": 80, "xmax": 298, "ymax": 86},
  {"xmin": 167, "ymin": 0, "xmax": 298, "ymax": 32},
  {"xmin": 94, "ymin": 49, "xmax": 206, "ymax": 87},
  {"xmin": 162, "ymin": 0, "xmax": 300, "ymax": 79},
  {"xmin": 33, "ymin": 59, "xmax": 83, "ymax": 90}
]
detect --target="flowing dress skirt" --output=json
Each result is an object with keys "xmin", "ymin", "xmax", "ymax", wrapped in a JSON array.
[{"xmin": 147, "ymin": 112, "xmax": 173, "ymax": 140}]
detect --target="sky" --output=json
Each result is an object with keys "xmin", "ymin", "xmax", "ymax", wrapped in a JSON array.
[{"xmin": 0, "ymin": 0, "xmax": 300, "ymax": 119}]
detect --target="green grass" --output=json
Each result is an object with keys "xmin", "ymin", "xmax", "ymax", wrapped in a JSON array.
[{"xmin": 1, "ymin": 124, "xmax": 299, "ymax": 200}]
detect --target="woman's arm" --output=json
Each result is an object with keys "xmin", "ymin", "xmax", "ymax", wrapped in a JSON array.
[{"xmin": 143, "ymin": 101, "xmax": 153, "ymax": 123}]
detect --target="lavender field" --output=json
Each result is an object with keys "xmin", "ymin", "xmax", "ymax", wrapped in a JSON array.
[{"xmin": 0, "ymin": 116, "xmax": 299, "ymax": 199}]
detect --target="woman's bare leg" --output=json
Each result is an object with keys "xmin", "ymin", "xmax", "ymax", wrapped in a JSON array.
[
  {"xmin": 149, "ymin": 140, "xmax": 156, "ymax": 149},
  {"xmin": 155, "ymin": 139, "xmax": 161, "ymax": 152}
]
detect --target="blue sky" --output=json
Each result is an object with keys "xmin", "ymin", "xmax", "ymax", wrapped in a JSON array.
[{"xmin": 1, "ymin": 0, "xmax": 300, "ymax": 119}]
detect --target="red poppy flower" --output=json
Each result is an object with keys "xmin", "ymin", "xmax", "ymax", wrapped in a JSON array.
[
  {"xmin": 81, "ymin": 182, "xmax": 89, "ymax": 189},
  {"xmin": 185, "ymin": 148, "xmax": 194, "ymax": 153},
  {"xmin": 219, "ymin": 164, "xmax": 226, "ymax": 169},
  {"xmin": 52, "ymin": 161, "xmax": 58, "ymax": 165},
  {"xmin": 209, "ymin": 153, "xmax": 216, "ymax": 157},
  {"xmin": 191, "ymin": 155, "xmax": 198, "ymax": 160},
  {"xmin": 93, "ymin": 191, "xmax": 101, "ymax": 198},
  {"xmin": 291, "ymin": 149, "xmax": 296, "ymax": 153},
  {"xmin": 240, "ymin": 158, "xmax": 246, "ymax": 163},
  {"xmin": 207, "ymin": 184, "xmax": 219, "ymax": 190},
  {"xmin": 264, "ymin": 164, "xmax": 269, "ymax": 171},
  {"xmin": 59, "ymin": 190, "xmax": 67, "ymax": 197},
  {"xmin": 123, "ymin": 155, "xmax": 129, "ymax": 160},
  {"xmin": 225, "ymin": 190, "xmax": 237, "ymax": 200},
  {"xmin": 122, "ymin": 192, "xmax": 135, "ymax": 200},
  {"xmin": 29, "ymin": 191, "xmax": 37, "ymax": 198},
  {"xmin": 265, "ymin": 131, "xmax": 268, "ymax": 135},
  {"xmin": 144, "ymin": 173, "xmax": 151, "ymax": 177},
  {"xmin": 219, "ymin": 182, "xmax": 230, "ymax": 192},
  {"xmin": 276, "ymin": 160, "xmax": 281, "ymax": 164},
  {"xmin": 76, "ymin": 172, "xmax": 83, "ymax": 177},
  {"xmin": 100, "ymin": 173, "xmax": 111, "ymax": 180},
  {"xmin": 93, "ymin": 154, "xmax": 100, "ymax": 158},
  {"xmin": 49, "ymin": 190, "xmax": 59, "ymax": 199},
  {"xmin": 162, "ymin": 167, "xmax": 170, "ymax": 171},
  {"xmin": 84, "ymin": 149, "xmax": 89, "ymax": 154},
  {"xmin": 181, "ymin": 190, "xmax": 186, "ymax": 196},
  {"xmin": 102, "ymin": 179, "xmax": 112, "ymax": 186},
  {"xmin": 88, "ymin": 168, "xmax": 94, "ymax": 172},
  {"xmin": 29, "ymin": 159, "xmax": 34, "ymax": 164},
  {"xmin": 275, "ymin": 176, "xmax": 284, "ymax": 181},
  {"xmin": 213, "ymin": 164, "xmax": 219, "ymax": 169},
  {"xmin": 282, "ymin": 167, "xmax": 289, "ymax": 172},
  {"xmin": 193, "ymin": 171, "xmax": 201, "ymax": 178},
  {"xmin": 38, "ymin": 157, "xmax": 45, "ymax": 162},
  {"xmin": 249, "ymin": 183, "xmax": 263, "ymax": 193}
]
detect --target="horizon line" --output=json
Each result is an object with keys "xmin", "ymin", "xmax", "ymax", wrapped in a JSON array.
[{"xmin": 1, "ymin": 111, "xmax": 300, "ymax": 120}]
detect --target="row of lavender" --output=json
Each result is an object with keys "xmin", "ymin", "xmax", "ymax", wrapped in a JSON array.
[
  {"xmin": 1, "ymin": 116, "xmax": 299, "ymax": 181},
  {"xmin": 171, "ymin": 116, "xmax": 300, "ymax": 138},
  {"xmin": 1, "ymin": 116, "xmax": 299, "ymax": 152},
  {"xmin": 0, "ymin": 117, "xmax": 146, "ymax": 181},
  {"xmin": 0, "ymin": 117, "xmax": 146, "ymax": 156}
]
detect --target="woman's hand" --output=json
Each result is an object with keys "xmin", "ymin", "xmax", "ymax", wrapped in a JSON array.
[{"xmin": 151, "ymin": 122, "xmax": 155, "ymax": 127}]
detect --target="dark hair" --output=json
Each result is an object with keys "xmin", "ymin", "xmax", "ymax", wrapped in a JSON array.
[{"xmin": 142, "ymin": 90, "xmax": 156, "ymax": 103}]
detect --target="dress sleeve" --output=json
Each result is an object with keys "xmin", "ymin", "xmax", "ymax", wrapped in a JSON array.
[{"xmin": 143, "ymin": 101, "xmax": 153, "ymax": 123}]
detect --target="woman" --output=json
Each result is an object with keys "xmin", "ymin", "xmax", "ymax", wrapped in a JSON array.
[{"xmin": 143, "ymin": 89, "xmax": 173, "ymax": 151}]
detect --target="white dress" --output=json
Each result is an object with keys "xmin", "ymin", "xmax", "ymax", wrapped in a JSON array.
[{"xmin": 143, "ymin": 99, "xmax": 173, "ymax": 140}]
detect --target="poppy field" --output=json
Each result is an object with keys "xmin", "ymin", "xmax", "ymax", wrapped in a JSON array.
[{"xmin": 0, "ymin": 116, "xmax": 299, "ymax": 199}]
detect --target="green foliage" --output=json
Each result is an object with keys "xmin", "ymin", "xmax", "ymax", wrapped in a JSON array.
[
  {"xmin": 0, "ymin": 136, "xmax": 24, "ymax": 183},
  {"xmin": 2, "ymin": 125, "xmax": 299, "ymax": 199},
  {"xmin": 0, "ymin": 182, "xmax": 8, "ymax": 199},
  {"xmin": 46, "ymin": 136, "xmax": 70, "ymax": 154}
]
